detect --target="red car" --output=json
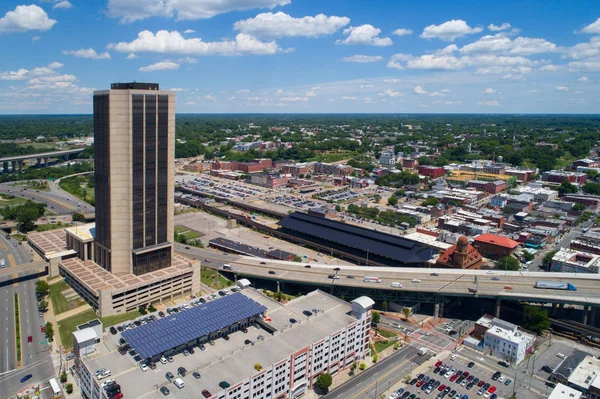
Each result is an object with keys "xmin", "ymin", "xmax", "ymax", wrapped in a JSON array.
[
  {"xmin": 478, "ymin": 381, "xmax": 486, "ymax": 387},
  {"xmin": 435, "ymin": 360, "xmax": 443, "ymax": 368},
  {"xmin": 202, "ymin": 390, "xmax": 211, "ymax": 398},
  {"xmin": 27, "ymin": 335, "xmax": 33, "ymax": 343},
  {"xmin": 462, "ymin": 372, "xmax": 470, "ymax": 378},
  {"xmin": 416, "ymin": 380, "xmax": 425, "ymax": 388},
  {"xmin": 438, "ymin": 385, "xmax": 447, "ymax": 392},
  {"xmin": 41, "ymin": 326, "xmax": 45, "ymax": 333},
  {"xmin": 449, "ymin": 375, "xmax": 458, "ymax": 382},
  {"xmin": 488, "ymin": 386, "xmax": 497, "ymax": 394}
]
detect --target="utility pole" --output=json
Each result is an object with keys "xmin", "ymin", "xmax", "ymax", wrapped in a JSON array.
[{"xmin": 529, "ymin": 353, "xmax": 536, "ymax": 389}]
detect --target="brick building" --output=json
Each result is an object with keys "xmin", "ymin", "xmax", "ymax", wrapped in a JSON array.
[
  {"xmin": 418, "ymin": 165, "xmax": 446, "ymax": 179},
  {"xmin": 542, "ymin": 170, "xmax": 587, "ymax": 184},
  {"xmin": 466, "ymin": 180, "xmax": 507, "ymax": 194},
  {"xmin": 473, "ymin": 234, "xmax": 520, "ymax": 259},
  {"xmin": 436, "ymin": 236, "xmax": 483, "ymax": 269}
]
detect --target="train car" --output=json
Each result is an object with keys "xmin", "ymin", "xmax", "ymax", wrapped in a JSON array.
[{"xmin": 534, "ymin": 281, "xmax": 577, "ymax": 291}]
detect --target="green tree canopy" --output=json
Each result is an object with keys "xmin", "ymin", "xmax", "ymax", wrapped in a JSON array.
[
  {"xmin": 388, "ymin": 196, "xmax": 398, "ymax": 206},
  {"xmin": 522, "ymin": 305, "xmax": 550, "ymax": 334},
  {"xmin": 315, "ymin": 373, "xmax": 333, "ymax": 393},
  {"xmin": 498, "ymin": 256, "xmax": 520, "ymax": 271},
  {"xmin": 36, "ymin": 280, "xmax": 50, "ymax": 296},
  {"xmin": 372, "ymin": 311, "xmax": 381, "ymax": 324},
  {"xmin": 558, "ymin": 180, "xmax": 579, "ymax": 196}
]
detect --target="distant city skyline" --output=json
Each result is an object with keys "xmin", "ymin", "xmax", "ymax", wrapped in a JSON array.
[{"xmin": 0, "ymin": 0, "xmax": 599, "ymax": 114}]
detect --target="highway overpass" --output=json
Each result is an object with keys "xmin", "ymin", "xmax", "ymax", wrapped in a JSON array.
[
  {"xmin": 0, "ymin": 148, "xmax": 85, "ymax": 173},
  {"xmin": 208, "ymin": 256, "xmax": 600, "ymax": 324}
]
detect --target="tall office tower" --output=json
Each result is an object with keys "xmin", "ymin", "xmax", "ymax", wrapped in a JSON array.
[{"xmin": 93, "ymin": 83, "xmax": 175, "ymax": 276}]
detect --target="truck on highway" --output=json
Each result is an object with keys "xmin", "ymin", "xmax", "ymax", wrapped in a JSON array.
[
  {"xmin": 534, "ymin": 281, "xmax": 577, "ymax": 291},
  {"xmin": 363, "ymin": 276, "xmax": 382, "ymax": 283}
]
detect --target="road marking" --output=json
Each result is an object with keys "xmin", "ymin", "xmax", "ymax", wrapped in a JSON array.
[{"xmin": 348, "ymin": 354, "xmax": 419, "ymax": 399}]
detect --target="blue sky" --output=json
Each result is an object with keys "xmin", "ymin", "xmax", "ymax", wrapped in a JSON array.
[{"xmin": 0, "ymin": 0, "xmax": 599, "ymax": 114}]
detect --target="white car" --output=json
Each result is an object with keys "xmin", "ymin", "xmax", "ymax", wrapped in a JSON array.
[
  {"xmin": 450, "ymin": 354, "xmax": 457, "ymax": 361},
  {"xmin": 483, "ymin": 392, "xmax": 491, "ymax": 398},
  {"xmin": 160, "ymin": 356, "xmax": 167, "ymax": 364},
  {"xmin": 140, "ymin": 363, "xmax": 149, "ymax": 372},
  {"xmin": 411, "ymin": 279, "xmax": 421, "ymax": 283},
  {"xmin": 101, "ymin": 379, "xmax": 115, "ymax": 389},
  {"xmin": 98, "ymin": 370, "xmax": 111, "ymax": 380},
  {"xmin": 557, "ymin": 353, "xmax": 566, "ymax": 359},
  {"xmin": 388, "ymin": 393, "xmax": 398, "ymax": 399},
  {"xmin": 444, "ymin": 371, "xmax": 453, "ymax": 379},
  {"xmin": 498, "ymin": 376, "xmax": 505, "ymax": 383}
]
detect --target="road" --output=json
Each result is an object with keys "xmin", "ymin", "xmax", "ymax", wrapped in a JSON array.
[
  {"xmin": 322, "ymin": 345, "xmax": 425, "ymax": 399},
  {"xmin": 530, "ymin": 221, "xmax": 594, "ymax": 271},
  {"xmin": 0, "ymin": 181, "xmax": 94, "ymax": 216},
  {"xmin": 0, "ymin": 234, "xmax": 33, "ymax": 267},
  {"xmin": 201, "ymin": 255, "xmax": 600, "ymax": 306}
]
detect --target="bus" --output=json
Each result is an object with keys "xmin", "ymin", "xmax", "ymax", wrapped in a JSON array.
[{"xmin": 49, "ymin": 377, "xmax": 62, "ymax": 398}]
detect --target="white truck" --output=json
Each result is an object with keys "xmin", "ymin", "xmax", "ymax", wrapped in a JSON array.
[{"xmin": 417, "ymin": 347, "xmax": 429, "ymax": 356}]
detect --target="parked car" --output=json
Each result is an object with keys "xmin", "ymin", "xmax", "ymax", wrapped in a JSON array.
[
  {"xmin": 166, "ymin": 372, "xmax": 174, "ymax": 382},
  {"xmin": 193, "ymin": 372, "xmax": 201, "ymax": 379},
  {"xmin": 160, "ymin": 387, "xmax": 170, "ymax": 396}
]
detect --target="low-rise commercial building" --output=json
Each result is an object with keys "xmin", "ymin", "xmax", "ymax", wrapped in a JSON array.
[
  {"xmin": 549, "ymin": 383, "xmax": 583, "ymax": 399},
  {"xmin": 473, "ymin": 234, "xmax": 520, "ymax": 259},
  {"xmin": 478, "ymin": 316, "xmax": 535, "ymax": 365},
  {"xmin": 542, "ymin": 170, "xmax": 588, "ymax": 185},
  {"xmin": 551, "ymin": 248, "xmax": 600, "ymax": 273},
  {"xmin": 418, "ymin": 165, "xmax": 445, "ymax": 179}
]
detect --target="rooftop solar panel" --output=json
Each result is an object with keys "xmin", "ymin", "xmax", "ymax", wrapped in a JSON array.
[{"xmin": 122, "ymin": 293, "xmax": 267, "ymax": 360}]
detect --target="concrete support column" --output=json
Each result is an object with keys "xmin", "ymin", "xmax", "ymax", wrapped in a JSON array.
[
  {"xmin": 495, "ymin": 297, "xmax": 502, "ymax": 318},
  {"xmin": 11, "ymin": 160, "xmax": 17, "ymax": 172},
  {"xmin": 44, "ymin": 157, "xmax": 49, "ymax": 167},
  {"xmin": 2, "ymin": 161, "xmax": 7, "ymax": 173},
  {"xmin": 551, "ymin": 303, "xmax": 557, "ymax": 317},
  {"xmin": 276, "ymin": 280, "xmax": 280, "ymax": 294},
  {"xmin": 18, "ymin": 160, "xmax": 22, "ymax": 173},
  {"xmin": 37, "ymin": 158, "xmax": 41, "ymax": 166},
  {"xmin": 590, "ymin": 307, "xmax": 597, "ymax": 326},
  {"xmin": 233, "ymin": 273, "xmax": 237, "ymax": 283},
  {"xmin": 439, "ymin": 299, "xmax": 444, "ymax": 318},
  {"xmin": 582, "ymin": 305, "xmax": 590, "ymax": 325},
  {"xmin": 434, "ymin": 303, "xmax": 440, "ymax": 320}
]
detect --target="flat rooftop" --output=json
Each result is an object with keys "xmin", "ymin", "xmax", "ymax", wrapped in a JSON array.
[
  {"xmin": 28, "ymin": 228, "xmax": 76, "ymax": 257},
  {"xmin": 60, "ymin": 254, "xmax": 194, "ymax": 296},
  {"xmin": 65, "ymin": 223, "xmax": 95, "ymax": 242},
  {"xmin": 82, "ymin": 289, "xmax": 358, "ymax": 399}
]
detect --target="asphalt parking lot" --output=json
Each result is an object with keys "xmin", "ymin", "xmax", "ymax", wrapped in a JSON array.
[{"xmin": 392, "ymin": 355, "xmax": 515, "ymax": 399}]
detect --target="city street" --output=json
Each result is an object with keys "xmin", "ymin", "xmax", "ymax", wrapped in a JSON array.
[
  {"xmin": 322, "ymin": 346, "xmax": 426, "ymax": 399},
  {"xmin": 0, "ymin": 181, "xmax": 93, "ymax": 216},
  {"xmin": 0, "ymin": 233, "xmax": 33, "ymax": 267}
]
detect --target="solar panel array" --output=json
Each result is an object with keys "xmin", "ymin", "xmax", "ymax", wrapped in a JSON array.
[
  {"xmin": 279, "ymin": 212, "xmax": 436, "ymax": 264},
  {"xmin": 122, "ymin": 293, "xmax": 267, "ymax": 360}
]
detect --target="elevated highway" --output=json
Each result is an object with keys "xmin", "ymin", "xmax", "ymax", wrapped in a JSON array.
[
  {"xmin": 206, "ymin": 256, "xmax": 600, "ymax": 323},
  {"xmin": 0, "ymin": 148, "xmax": 85, "ymax": 173}
]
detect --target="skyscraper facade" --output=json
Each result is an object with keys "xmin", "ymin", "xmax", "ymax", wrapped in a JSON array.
[{"xmin": 93, "ymin": 82, "xmax": 175, "ymax": 276}]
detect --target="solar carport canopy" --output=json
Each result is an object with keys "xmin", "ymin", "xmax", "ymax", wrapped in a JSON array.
[
  {"xmin": 279, "ymin": 212, "xmax": 436, "ymax": 264},
  {"xmin": 122, "ymin": 293, "xmax": 267, "ymax": 360}
]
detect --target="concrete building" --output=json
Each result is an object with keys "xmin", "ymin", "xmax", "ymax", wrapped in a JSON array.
[
  {"xmin": 473, "ymin": 234, "xmax": 520, "ymax": 259},
  {"xmin": 549, "ymin": 383, "xmax": 583, "ymax": 399},
  {"xmin": 93, "ymin": 82, "xmax": 175, "ymax": 275},
  {"xmin": 480, "ymin": 317, "xmax": 535, "ymax": 365},
  {"xmin": 551, "ymin": 248, "xmax": 600, "ymax": 274},
  {"xmin": 379, "ymin": 151, "xmax": 396, "ymax": 166},
  {"xmin": 75, "ymin": 289, "xmax": 373, "ymax": 399}
]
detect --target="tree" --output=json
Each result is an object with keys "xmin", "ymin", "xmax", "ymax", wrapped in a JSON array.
[
  {"xmin": 315, "ymin": 373, "xmax": 332, "ymax": 393},
  {"xmin": 558, "ymin": 180, "xmax": 578, "ymax": 197},
  {"xmin": 372, "ymin": 311, "xmax": 381, "ymax": 324},
  {"xmin": 421, "ymin": 198, "xmax": 439, "ymax": 207},
  {"xmin": 60, "ymin": 371, "xmax": 67, "ymax": 383},
  {"xmin": 586, "ymin": 169, "xmax": 599, "ymax": 180},
  {"xmin": 148, "ymin": 304, "xmax": 157, "ymax": 312},
  {"xmin": 359, "ymin": 362, "xmax": 366, "ymax": 371},
  {"xmin": 293, "ymin": 255, "xmax": 302, "ymax": 262},
  {"xmin": 44, "ymin": 321, "xmax": 54, "ymax": 342},
  {"xmin": 498, "ymin": 256, "xmax": 520, "ymax": 271},
  {"xmin": 388, "ymin": 196, "xmax": 398, "ymax": 206},
  {"xmin": 522, "ymin": 305, "xmax": 550, "ymax": 334},
  {"xmin": 36, "ymin": 280, "xmax": 50, "ymax": 297},
  {"xmin": 402, "ymin": 307, "xmax": 413, "ymax": 321},
  {"xmin": 335, "ymin": 204, "xmax": 342, "ymax": 212},
  {"xmin": 543, "ymin": 249, "xmax": 559, "ymax": 270},
  {"xmin": 16, "ymin": 205, "xmax": 39, "ymax": 232},
  {"xmin": 139, "ymin": 304, "xmax": 148, "ymax": 315},
  {"xmin": 573, "ymin": 203, "xmax": 586, "ymax": 211},
  {"xmin": 382, "ymin": 301, "xmax": 388, "ymax": 312},
  {"xmin": 66, "ymin": 384, "xmax": 74, "ymax": 394},
  {"xmin": 350, "ymin": 361, "xmax": 357, "ymax": 375},
  {"xmin": 373, "ymin": 194, "xmax": 382, "ymax": 203},
  {"xmin": 372, "ymin": 354, "xmax": 378, "ymax": 363},
  {"xmin": 39, "ymin": 300, "xmax": 48, "ymax": 311},
  {"xmin": 522, "ymin": 252, "xmax": 534, "ymax": 262},
  {"xmin": 72, "ymin": 212, "xmax": 85, "ymax": 222}
]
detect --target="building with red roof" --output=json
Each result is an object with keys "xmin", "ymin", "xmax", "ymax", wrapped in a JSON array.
[
  {"xmin": 473, "ymin": 234, "xmax": 520, "ymax": 259},
  {"xmin": 436, "ymin": 236, "xmax": 483, "ymax": 269}
]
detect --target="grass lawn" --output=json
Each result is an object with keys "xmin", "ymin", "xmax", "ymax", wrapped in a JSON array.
[
  {"xmin": 174, "ymin": 225, "xmax": 188, "ymax": 234},
  {"xmin": 49, "ymin": 281, "xmax": 86, "ymax": 314},
  {"xmin": 174, "ymin": 225, "xmax": 203, "ymax": 240},
  {"xmin": 201, "ymin": 267, "xmax": 234, "ymax": 290},
  {"xmin": 36, "ymin": 222, "xmax": 67, "ymax": 232},
  {"xmin": 0, "ymin": 195, "xmax": 29, "ymax": 208},
  {"xmin": 373, "ymin": 339, "xmax": 396, "ymax": 353},
  {"xmin": 374, "ymin": 327, "xmax": 397, "ymax": 339},
  {"xmin": 58, "ymin": 309, "xmax": 141, "ymax": 349}
]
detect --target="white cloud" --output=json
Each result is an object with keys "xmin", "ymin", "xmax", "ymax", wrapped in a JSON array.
[
  {"xmin": 53, "ymin": 1, "xmax": 73, "ymax": 9},
  {"xmin": 413, "ymin": 86, "xmax": 428, "ymax": 95},
  {"xmin": 281, "ymin": 96, "xmax": 308, "ymax": 102},
  {"xmin": 126, "ymin": 53, "xmax": 138, "ymax": 59},
  {"xmin": 336, "ymin": 24, "xmax": 392, "ymax": 46},
  {"xmin": 540, "ymin": 64, "xmax": 560, "ymax": 71},
  {"xmin": 168, "ymin": 88, "xmax": 185, "ymax": 91},
  {"xmin": 311, "ymin": 86, "xmax": 320, "ymax": 90},
  {"xmin": 184, "ymin": 29, "xmax": 195, "ymax": 34},
  {"xmin": 0, "ymin": 5, "xmax": 57, "ymax": 32},
  {"xmin": 237, "ymin": 89, "xmax": 250, "ymax": 93},
  {"xmin": 488, "ymin": 23, "xmax": 511, "ymax": 31},
  {"xmin": 383, "ymin": 78, "xmax": 400, "ymax": 83},
  {"xmin": 63, "ymin": 48, "xmax": 111, "ymax": 60},
  {"xmin": 392, "ymin": 28, "xmax": 413, "ymax": 36},
  {"xmin": 0, "ymin": 69, "xmax": 29, "ymax": 81},
  {"xmin": 484, "ymin": 88, "xmax": 496, "ymax": 94},
  {"xmin": 108, "ymin": 30, "xmax": 280, "ymax": 56},
  {"xmin": 562, "ymin": 36, "xmax": 600, "ymax": 60},
  {"xmin": 578, "ymin": 76, "xmax": 589, "ymax": 82},
  {"xmin": 342, "ymin": 55, "xmax": 382, "ymax": 63},
  {"xmin": 555, "ymin": 85, "xmax": 570, "ymax": 91},
  {"xmin": 139, "ymin": 61, "xmax": 180, "ymax": 72},
  {"xmin": 477, "ymin": 100, "xmax": 501, "ymax": 106},
  {"xmin": 233, "ymin": 12, "xmax": 349, "ymax": 38},
  {"xmin": 228, "ymin": 96, "xmax": 236, "ymax": 100},
  {"xmin": 359, "ymin": 84, "xmax": 374, "ymax": 89},
  {"xmin": 341, "ymin": 96, "xmax": 358, "ymax": 100},
  {"xmin": 31, "ymin": 36, "xmax": 40, "ymax": 42},
  {"xmin": 573, "ymin": 91, "xmax": 584, "ymax": 94},
  {"xmin": 389, "ymin": 51, "xmax": 536, "ymax": 72},
  {"xmin": 441, "ymin": 89, "xmax": 450, "ymax": 93},
  {"xmin": 579, "ymin": 17, "xmax": 600, "ymax": 34},
  {"xmin": 177, "ymin": 56, "xmax": 198, "ymax": 63},
  {"xmin": 107, "ymin": 0, "xmax": 291, "ymax": 23},
  {"xmin": 420, "ymin": 19, "xmax": 482, "ymax": 41},
  {"xmin": 305, "ymin": 90, "xmax": 317, "ymax": 97},
  {"xmin": 569, "ymin": 57, "xmax": 600, "ymax": 72},
  {"xmin": 364, "ymin": 97, "xmax": 372, "ymax": 103},
  {"xmin": 48, "ymin": 62, "xmax": 63, "ymax": 69},
  {"xmin": 444, "ymin": 101, "xmax": 462, "ymax": 105},
  {"xmin": 527, "ymin": 89, "xmax": 540, "ymax": 93},
  {"xmin": 459, "ymin": 33, "xmax": 557, "ymax": 55},
  {"xmin": 0, "ymin": 62, "xmax": 66, "ymax": 81},
  {"xmin": 378, "ymin": 89, "xmax": 403, "ymax": 97},
  {"xmin": 203, "ymin": 94, "xmax": 216, "ymax": 101}
]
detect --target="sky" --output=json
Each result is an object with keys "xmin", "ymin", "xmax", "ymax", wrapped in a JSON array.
[{"xmin": 0, "ymin": 0, "xmax": 599, "ymax": 114}]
